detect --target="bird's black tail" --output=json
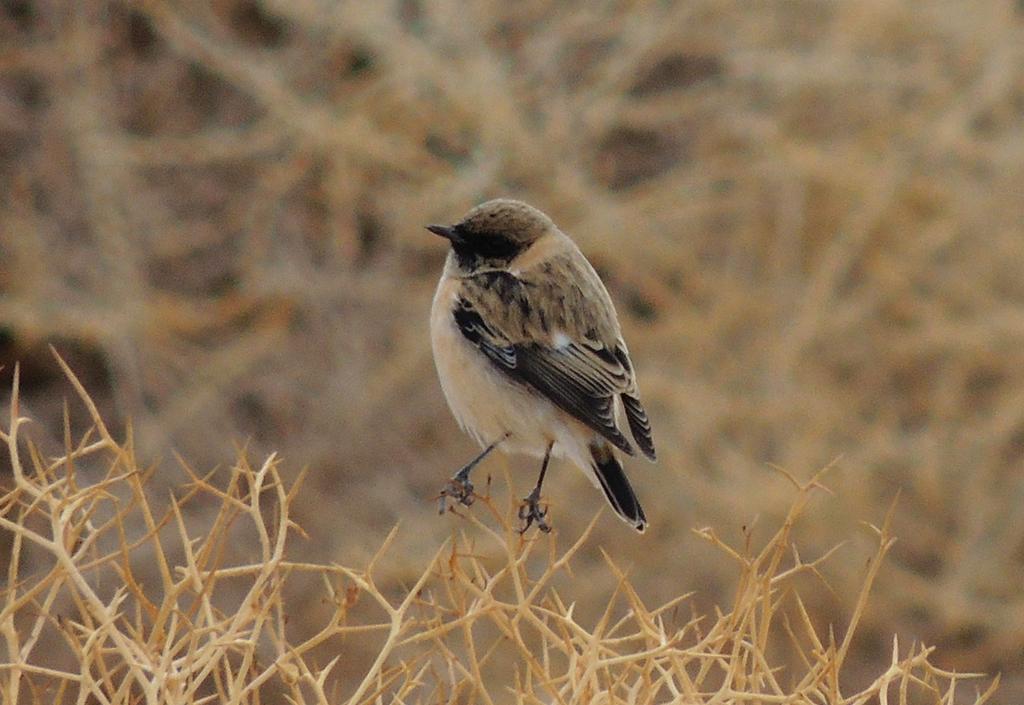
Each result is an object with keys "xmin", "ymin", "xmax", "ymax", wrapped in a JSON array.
[{"xmin": 590, "ymin": 442, "xmax": 647, "ymax": 532}]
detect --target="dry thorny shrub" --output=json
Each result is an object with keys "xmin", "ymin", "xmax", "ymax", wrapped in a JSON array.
[{"xmin": 0, "ymin": 357, "xmax": 1000, "ymax": 703}]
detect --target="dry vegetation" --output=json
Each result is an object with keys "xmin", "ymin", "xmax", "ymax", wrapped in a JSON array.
[
  {"xmin": 0, "ymin": 359, "xmax": 1001, "ymax": 703},
  {"xmin": 2, "ymin": 0, "xmax": 1024, "ymax": 702}
]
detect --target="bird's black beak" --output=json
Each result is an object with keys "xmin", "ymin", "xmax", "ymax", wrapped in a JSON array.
[{"xmin": 426, "ymin": 224, "xmax": 460, "ymax": 242}]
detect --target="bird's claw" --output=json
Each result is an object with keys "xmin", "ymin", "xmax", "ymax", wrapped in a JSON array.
[
  {"xmin": 438, "ymin": 475, "xmax": 475, "ymax": 514},
  {"xmin": 517, "ymin": 491, "xmax": 551, "ymax": 534}
]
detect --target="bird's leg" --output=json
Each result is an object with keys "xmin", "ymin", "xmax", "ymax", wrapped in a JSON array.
[
  {"xmin": 519, "ymin": 442, "xmax": 554, "ymax": 534},
  {"xmin": 439, "ymin": 434, "xmax": 507, "ymax": 513}
]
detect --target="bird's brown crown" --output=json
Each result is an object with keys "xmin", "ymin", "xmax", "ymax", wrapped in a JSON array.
[{"xmin": 456, "ymin": 199, "xmax": 555, "ymax": 247}]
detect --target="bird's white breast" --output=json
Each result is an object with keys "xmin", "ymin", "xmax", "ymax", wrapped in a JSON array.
[{"xmin": 430, "ymin": 274, "xmax": 575, "ymax": 460}]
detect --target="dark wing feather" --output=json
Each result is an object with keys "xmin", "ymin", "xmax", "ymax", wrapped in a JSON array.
[
  {"xmin": 453, "ymin": 298, "xmax": 634, "ymax": 454},
  {"xmin": 452, "ymin": 262, "xmax": 655, "ymax": 458},
  {"xmin": 606, "ymin": 341, "xmax": 656, "ymax": 459},
  {"xmin": 515, "ymin": 344, "xmax": 635, "ymax": 455},
  {"xmin": 452, "ymin": 303, "xmax": 515, "ymax": 367},
  {"xmin": 621, "ymin": 393, "xmax": 656, "ymax": 461}
]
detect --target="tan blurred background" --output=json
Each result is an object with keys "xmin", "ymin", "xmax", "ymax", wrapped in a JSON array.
[{"xmin": 2, "ymin": 0, "xmax": 1023, "ymax": 700}]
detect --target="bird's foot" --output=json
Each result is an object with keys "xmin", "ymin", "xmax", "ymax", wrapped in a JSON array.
[
  {"xmin": 438, "ymin": 472, "xmax": 476, "ymax": 514},
  {"xmin": 517, "ymin": 489, "xmax": 551, "ymax": 534}
]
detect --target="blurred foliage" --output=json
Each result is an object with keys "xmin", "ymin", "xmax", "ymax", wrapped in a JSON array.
[{"xmin": 1, "ymin": 0, "xmax": 1023, "ymax": 700}]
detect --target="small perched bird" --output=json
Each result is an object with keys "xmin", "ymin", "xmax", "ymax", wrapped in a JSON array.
[{"xmin": 428, "ymin": 199, "xmax": 656, "ymax": 532}]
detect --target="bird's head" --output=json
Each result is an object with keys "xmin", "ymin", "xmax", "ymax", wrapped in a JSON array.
[{"xmin": 427, "ymin": 199, "xmax": 555, "ymax": 268}]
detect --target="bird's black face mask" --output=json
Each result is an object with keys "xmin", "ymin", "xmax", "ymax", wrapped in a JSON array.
[{"xmin": 427, "ymin": 223, "xmax": 526, "ymax": 270}]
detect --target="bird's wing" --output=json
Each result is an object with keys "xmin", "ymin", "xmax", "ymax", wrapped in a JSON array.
[{"xmin": 453, "ymin": 261, "xmax": 655, "ymax": 460}]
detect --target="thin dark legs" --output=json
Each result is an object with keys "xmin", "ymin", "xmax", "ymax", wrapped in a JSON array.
[
  {"xmin": 439, "ymin": 436, "xmax": 555, "ymax": 534},
  {"xmin": 518, "ymin": 442, "xmax": 554, "ymax": 534},
  {"xmin": 438, "ymin": 434, "xmax": 507, "ymax": 513}
]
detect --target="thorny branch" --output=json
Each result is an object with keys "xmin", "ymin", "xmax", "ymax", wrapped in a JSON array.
[{"xmin": 0, "ymin": 354, "xmax": 998, "ymax": 704}]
